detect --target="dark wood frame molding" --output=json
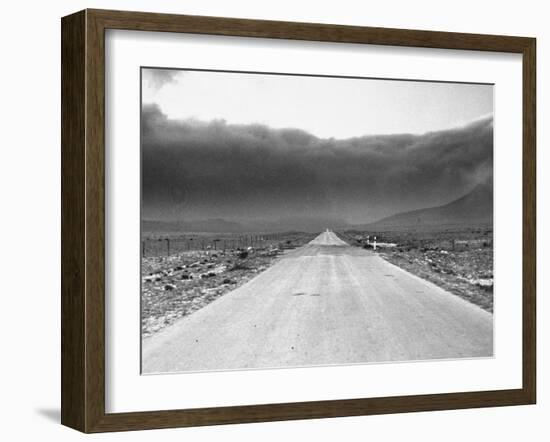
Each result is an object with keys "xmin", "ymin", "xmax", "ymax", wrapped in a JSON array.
[{"xmin": 61, "ymin": 9, "xmax": 536, "ymax": 433}]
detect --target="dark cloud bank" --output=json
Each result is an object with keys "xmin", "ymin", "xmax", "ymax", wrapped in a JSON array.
[{"xmin": 142, "ymin": 104, "xmax": 493, "ymax": 231}]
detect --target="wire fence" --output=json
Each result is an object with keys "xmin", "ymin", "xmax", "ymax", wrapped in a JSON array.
[{"xmin": 141, "ymin": 233, "xmax": 290, "ymax": 257}]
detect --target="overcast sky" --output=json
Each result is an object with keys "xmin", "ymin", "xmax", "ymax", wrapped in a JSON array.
[{"xmin": 142, "ymin": 68, "xmax": 493, "ymax": 139}]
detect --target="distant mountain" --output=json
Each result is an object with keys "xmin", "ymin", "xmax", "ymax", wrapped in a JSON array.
[
  {"xmin": 248, "ymin": 216, "xmax": 349, "ymax": 233},
  {"xmin": 142, "ymin": 216, "xmax": 349, "ymax": 234},
  {"xmin": 363, "ymin": 180, "xmax": 493, "ymax": 229},
  {"xmin": 142, "ymin": 218, "xmax": 245, "ymax": 234},
  {"xmin": 143, "ymin": 182, "xmax": 493, "ymax": 234}
]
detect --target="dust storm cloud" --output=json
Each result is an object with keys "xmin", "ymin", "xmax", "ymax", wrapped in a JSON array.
[{"xmin": 142, "ymin": 104, "xmax": 493, "ymax": 226}]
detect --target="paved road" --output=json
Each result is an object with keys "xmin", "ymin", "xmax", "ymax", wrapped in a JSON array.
[{"xmin": 142, "ymin": 230, "xmax": 493, "ymax": 373}]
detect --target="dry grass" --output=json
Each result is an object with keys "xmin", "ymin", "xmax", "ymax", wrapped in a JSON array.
[{"xmin": 141, "ymin": 231, "xmax": 316, "ymax": 337}]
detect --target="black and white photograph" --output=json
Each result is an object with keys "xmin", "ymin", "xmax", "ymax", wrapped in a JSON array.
[
  {"xmin": 140, "ymin": 67, "xmax": 494, "ymax": 374},
  {"xmin": 2, "ymin": 0, "xmax": 543, "ymax": 437}
]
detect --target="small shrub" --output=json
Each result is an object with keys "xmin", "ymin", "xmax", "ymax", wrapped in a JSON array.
[{"xmin": 231, "ymin": 261, "xmax": 249, "ymax": 271}]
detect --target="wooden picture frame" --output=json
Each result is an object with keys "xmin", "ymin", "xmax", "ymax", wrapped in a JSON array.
[{"xmin": 61, "ymin": 8, "xmax": 536, "ymax": 433}]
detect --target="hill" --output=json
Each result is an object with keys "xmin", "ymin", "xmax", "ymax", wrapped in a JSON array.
[
  {"xmin": 364, "ymin": 179, "xmax": 493, "ymax": 229},
  {"xmin": 142, "ymin": 219, "xmax": 245, "ymax": 234},
  {"xmin": 142, "ymin": 216, "xmax": 349, "ymax": 234}
]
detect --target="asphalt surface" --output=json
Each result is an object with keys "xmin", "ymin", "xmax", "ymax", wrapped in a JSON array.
[{"xmin": 142, "ymin": 230, "xmax": 493, "ymax": 373}]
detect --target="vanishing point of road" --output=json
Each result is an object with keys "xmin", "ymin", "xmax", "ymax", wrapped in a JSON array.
[{"xmin": 142, "ymin": 230, "xmax": 493, "ymax": 373}]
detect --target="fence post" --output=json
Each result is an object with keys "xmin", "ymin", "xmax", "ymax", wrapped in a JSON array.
[
  {"xmin": 142, "ymin": 241, "xmax": 145, "ymax": 257},
  {"xmin": 166, "ymin": 238, "xmax": 170, "ymax": 256}
]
